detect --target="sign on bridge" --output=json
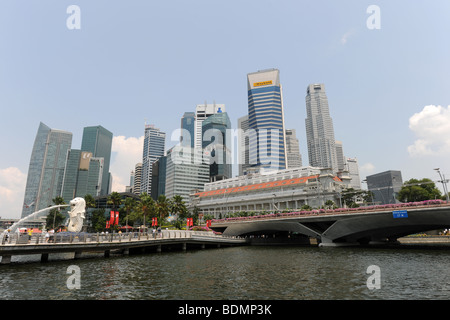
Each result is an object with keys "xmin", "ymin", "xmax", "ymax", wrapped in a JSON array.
[{"xmin": 392, "ymin": 210, "xmax": 408, "ymax": 218}]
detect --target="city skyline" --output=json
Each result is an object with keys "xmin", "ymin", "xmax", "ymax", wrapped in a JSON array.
[{"xmin": 1, "ymin": 1, "xmax": 450, "ymax": 218}]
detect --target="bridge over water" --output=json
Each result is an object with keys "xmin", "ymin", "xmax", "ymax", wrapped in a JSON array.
[
  {"xmin": 210, "ymin": 201, "xmax": 450, "ymax": 246},
  {"xmin": 0, "ymin": 230, "xmax": 245, "ymax": 264}
]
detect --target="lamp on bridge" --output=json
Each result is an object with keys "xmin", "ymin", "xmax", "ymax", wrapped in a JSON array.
[{"xmin": 434, "ymin": 168, "xmax": 449, "ymax": 203}]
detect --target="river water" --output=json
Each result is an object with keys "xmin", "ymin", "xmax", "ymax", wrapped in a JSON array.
[{"xmin": 1, "ymin": 245, "xmax": 450, "ymax": 300}]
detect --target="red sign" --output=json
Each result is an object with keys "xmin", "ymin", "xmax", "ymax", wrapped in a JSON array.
[
  {"xmin": 187, "ymin": 218, "xmax": 193, "ymax": 227},
  {"xmin": 152, "ymin": 217, "xmax": 158, "ymax": 226},
  {"xmin": 115, "ymin": 211, "xmax": 119, "ymax": 225}
]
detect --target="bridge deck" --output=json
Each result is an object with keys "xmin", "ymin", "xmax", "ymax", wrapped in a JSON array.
[{"xmin": 0, "ymin": 230, "xmax": 246, "ymax": 264}]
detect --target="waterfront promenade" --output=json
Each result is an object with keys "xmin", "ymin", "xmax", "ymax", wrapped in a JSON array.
[{"xmin": 0, "ymin": 230, "xmax": 246, "ymax": 264}]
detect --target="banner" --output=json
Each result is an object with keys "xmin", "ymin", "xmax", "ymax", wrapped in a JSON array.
[
  {"xmin": 152, "ymin": 217, "xmax": 158, "ymax": 226},
  {"xmin": 106, "ymin": 220, "xmax": 110, "ymax": 228},
  {"xmin": 116, "ymin": 211, "xmax": 119, "ymax": 225},
  {"xmin": 110, "ymin": 211, "xmax": 115, "ymax": 226},
  {"xmin": 187, "ymin": 218, "xmax": 193, "ymax": 227},
  {"xmin": 206, "ymin": 220, "xmax": 211, "ymax": 228}
]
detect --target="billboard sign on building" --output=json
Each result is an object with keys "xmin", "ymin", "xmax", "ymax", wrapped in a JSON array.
[{"xmin": 79, "ymin": 151, "xmax": 92, "ymax": 170}]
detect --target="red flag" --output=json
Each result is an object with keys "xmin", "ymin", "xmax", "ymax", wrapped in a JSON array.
[
  {"xmin": 187, "ymin": 218, "xmax": 193, "ymax": 227},
  {"xmin": 110, "ymin": 211, "xmax": 115, "ymax": 226},
  {"xmin": 115, "ymin": 211, "xmax": 119, "ymax": 225},
  {"xmin": 106, "ymin": 220, "xmax": 110, "ymax": 228},
  {"xmin": 152, "ymin": 217, "xmax": 157, "ymax": 226},
  {"xmin": 206, "ymin": 220, "xmax": 211, "ymax": 228}
]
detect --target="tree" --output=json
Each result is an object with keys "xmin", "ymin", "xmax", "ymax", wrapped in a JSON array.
[
  {"xmin": 155, "ymin": 194, "xmax": 171, "ymax": 224},
  {"xmin": 397, "ymin": 178, "xmax": 442, "ymax": 202},
  {"xmin": 341, "ymin": 188, "xmax": 372, "ymax": 207},
  {"xmin": 84, "ymin": 194, "xmax": 96, "ymax": 209},
  {"xmin": 137, "ymin": 192, "xmax": 155, "ymax": 230},
  {"xmin": 171, "ymin": 195, "xmax": 188, "ymax": 219},
  {"xmin": 122, "ymin": 197, "xmax": 137, "ymax": 231},
  {"xmin": 46, "ymin": 197, "xmax": 66, "ymax": 229},
  {"xmin": 90, "ymin": 208, "xmax": 106, "ymax": 232},
  {"xmin": 84, "ymin": 194, "xmax": 96, "ymax": 228}
]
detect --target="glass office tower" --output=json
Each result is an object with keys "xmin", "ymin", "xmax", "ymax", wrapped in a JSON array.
[
  {"xmin": 180, "ymin": 112, "xmax": 195, "ymax": 148},
  {"xmin": 22, "ymin": 122, "xmax": 72, "ymax": 218},
  {"xmin": 141, "ymin": 124, "xmax": 166, "ymax": 195},
  {"xmin": 202, "ymin": 111, "xmax": 232, "ymax": 182},
  {"xmin": 60, "ymin": 149, "xmax": 104, "ymax": 203},
  {"xmin": 247, "ymin": 69, "xmax": 287, "ymax": 173},
  {"xmin": 80, "ymin": 125, "xmax": 113, "ymax": 195}
]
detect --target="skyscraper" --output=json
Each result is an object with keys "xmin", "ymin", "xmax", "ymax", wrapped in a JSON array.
[
  {"xmin": 194, "ymin": 103, "xmax": 225, "ymax": 150},
  {"xmin": 141, "ymin": 124, "xmax": 166, "ymax": 195},
  {"xmin": 335, "ymin": 140, "xmax": 346, "ymax": 173},
  {"xmin": 285, "ymin": 129, "xmax": 302, "ymax": 169},
  {"xmin": 202, "ymin": 111, "xmax": 232, "ymax": 182},
  {"xmin": 80, "ymin": 125, "xmax": 113, "ymax": 195},
  {"xmin": 165, "ymin": 147, "xmax": 209, "ymax": 202},
  {"xmin": 133, "ymin": 162, "xmax": 142, "ymax": 195},
  {"xmin": 180, "ymin": 112, "xmax": 195, "ymax": 148},
  {"xmin": 237, "ymin": 115, "xmax": 250, "ymax": 176},
  {"xmin": 60, "ymin": 150, "xmax": 104, "ymax": 203},
  {"xmin": 247, "ymin": 69, "xmax": 287, "ymax": 173},
  {"xmin": 22, "ymin": 122, "xmax": 72, "ymax": 218},
  {"xmin": 347, "ymin": 157, "xmax": 361, "ymax": 189},
  {"xmin": 305, "ymin": 84, "xmax": 338, "ymax": 172}
]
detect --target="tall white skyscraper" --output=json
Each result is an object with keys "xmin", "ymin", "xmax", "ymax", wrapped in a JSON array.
[
  {"xmin": 194, "ymin": 103, "xmax": 225, "ymax": 150},
  {"xmin": 347, "ymin": 157, "xmax": 361, "ymax": 189},
  {"xmin": 141, "ymin": 125, "xmax": 165, "ymax": 195},
  {"xmin": 335, "ymin": 140, "xmax": 346, "ymax": 172},
  {"xmin": 305, "ymin": 84, "xmax": 338, "ymax": 172},
  {"xmin": 285, "ymin": 129, "xmax": 302, "ymax": 169}
]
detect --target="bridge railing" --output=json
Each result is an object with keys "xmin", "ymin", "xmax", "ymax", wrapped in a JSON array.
[
  {"xmin": 212, "ymin": 199, "xmax": 449, "ymax": 224},
  {"xmin": 1, "ymin": 229, "xmax": 242, "ymax": 246}
]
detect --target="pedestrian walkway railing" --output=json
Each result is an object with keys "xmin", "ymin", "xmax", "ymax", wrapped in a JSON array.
[{"xmin": 1, "ymin": 230, "xmax": 242, "ymax": 246}]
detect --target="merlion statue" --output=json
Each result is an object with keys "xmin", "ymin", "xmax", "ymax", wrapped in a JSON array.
[{"xmin": 67, "ymin": 197, "xmax": 86, "ymax": 232}]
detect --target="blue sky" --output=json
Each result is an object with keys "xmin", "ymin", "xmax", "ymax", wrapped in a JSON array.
[{"xmin": 1, "ymin": 0, "xmax": 450, "ymax": 218}]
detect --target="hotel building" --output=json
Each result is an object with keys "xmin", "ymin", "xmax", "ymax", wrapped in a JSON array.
[{"xmin": 190, "ymin": 166, "xmax": 350, "ymax": 218}]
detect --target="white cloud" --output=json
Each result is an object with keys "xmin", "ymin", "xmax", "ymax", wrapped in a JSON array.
[
  {"xmin": 110, "ymin": 135, "xmax": 144, "ymax": 193},
  {"xmin": 408, "ymin": 105, "xmax": 450, "ymax": 156},
  {"xmin": 0, "ymin": 167, "xmax": 27, "ymax": 219},
  {"xmin": 359, "ymin": 162, "xmax": 376, "ymax": 182},
  {"xmin": 360, "ymin": 162, "xmax": 375, "ymax": 173}
]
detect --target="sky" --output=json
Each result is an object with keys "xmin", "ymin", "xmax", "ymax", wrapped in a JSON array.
[{"xmin": 1, "ymin": 0, "xmax": 450, "ymax": 219}]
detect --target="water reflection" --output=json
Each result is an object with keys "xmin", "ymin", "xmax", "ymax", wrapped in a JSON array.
[{"xmin": 1, "ymin": 246, "xmax": 450, "ymax": 299}]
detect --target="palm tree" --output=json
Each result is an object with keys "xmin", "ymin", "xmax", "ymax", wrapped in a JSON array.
[
  {"xmin": 155, "ymin": 194, "xmax": 170, "ymax": 226},
  {"xmin": 122, "ymin": 197, "xmax": 137, "ymax": 232},
  {"xmin": 138, "ymin": 192, "xmax": 155, "ymax": 232},
  {"xmin": 171, "ymin": 195, "xmax": 188, "ymax": 227},
  {"xmin": 84, "ymin": 194, "xmax": 96, "ymax": 209},
  {"xmin": 84, "ymin": 194, "xmax": 96, "ymax": 228}
]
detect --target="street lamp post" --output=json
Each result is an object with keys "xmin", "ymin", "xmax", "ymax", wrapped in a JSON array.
[{"xmin": 434, "ymin": 168, "xmax": 449, "ymax": 203}]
